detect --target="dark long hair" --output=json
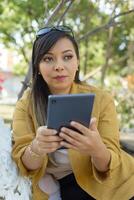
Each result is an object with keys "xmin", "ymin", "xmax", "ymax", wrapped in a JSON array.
[{"xmin": 31, "ymin": 30, "xmax": 80, "ymax": 126}]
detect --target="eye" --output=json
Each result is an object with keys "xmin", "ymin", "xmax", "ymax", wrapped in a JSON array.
[
  {"xmin": 64, "ymin": 55, "xmax": 73, "ymax": 61},
  {"xmin": 42, "ymin": 56, "xmax": 53, "ymax": 63}
]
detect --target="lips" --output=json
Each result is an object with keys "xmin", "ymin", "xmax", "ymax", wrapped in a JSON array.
[{"xmin": 54, "ymin": 75, "xmax": 67, "ymax": 81}]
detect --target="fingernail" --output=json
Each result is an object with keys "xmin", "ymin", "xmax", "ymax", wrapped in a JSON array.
[
  {"xmin": 61, "ymin": 127, "xmax": 65, "ymax": 131},
  {"xmin": 60, "ymin": 142, "xmax": 64, "ymax": 146},
  {"xmin": 53, "ymin": 130, "xmax": 57, "ymax": 134},
  {"xmin": 70, "ymin": 121, "xmax": 75, "ymax": 125},
  {"xmin": 59, "ymin": 133, "xmax": 64, "ymax": 137}
]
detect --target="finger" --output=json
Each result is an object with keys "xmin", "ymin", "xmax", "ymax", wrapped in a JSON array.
[
  {"xmin": 42, "ymin": 141, "xmax": 60, "ymax": 148},
  {"xmin": 40, "ymin": 146, "xmax": 60, "ymax": 154},
  {"xmin": 60, "ymin": 132, "xmax": 82, "ymax": 146},
  {"xmin": 70, "ymin": 121, "xmax": 90, "ymax": 136},
  {"xmin": 31, "ymin": 139, "xmax": 60, "ymax": 155},
  {"xmin": 43, "ymin": 142, "xmax": 62, "ymax": 152},
  {"xmin": 60, "ymin": 140, "xmax": 79, "ymax": 150},
  {"xmin": 38, "ymin": 135, "xmax": 63, "ymax": 142},
  {"xmin": 89, "ymin": 117, "xmax": 97, "ymax": 131},
  {"xmin": 37, "ymin": 126, "xmax": 57, "ymax": 136},
  {"xmin": 59, "ymin": 127, "xmax": 84, "ymax": 143}
]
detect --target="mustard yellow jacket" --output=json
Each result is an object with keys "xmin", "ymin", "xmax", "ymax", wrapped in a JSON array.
[{"xmin": 12, "ymin": 83, "xmax": 134, "ymax": 200}]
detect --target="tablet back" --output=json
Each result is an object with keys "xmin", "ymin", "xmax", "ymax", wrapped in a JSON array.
[{"xmin": 47, "ymin": 93, "xmax": 95, "ymax": 131}]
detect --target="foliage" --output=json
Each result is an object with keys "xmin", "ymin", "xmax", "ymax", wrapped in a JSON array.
[
  {"xmin": 13, "ymin": 62, "xmax": 28, "ymax": 76},
  {"xmin": 116, "ymin": 88, "xmax": 134, "ymax": 132},
  {"xmin": 101, "ymin": 75, "xmax": 134, "ymax": 132},
  {"xmin": 0, "ymin": 0, "xmax": 134, "ymax": 129},
  {"xmin": 0, "ymin": 0, "xmax": 58, "ymax": 64},
  {"xmin": 0, "ymin": 0, "xmax": 134, "ymax": 77}
]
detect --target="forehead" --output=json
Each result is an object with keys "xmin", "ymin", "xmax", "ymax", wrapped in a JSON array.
[{"xmin": 48, "ymin": 37, "xmax": 75, "ymax": 53}]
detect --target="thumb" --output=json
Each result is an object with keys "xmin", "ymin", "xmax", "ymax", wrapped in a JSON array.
[{"xmin": 89, "ymin": 117, "xmax": 97, "ymax": 131}]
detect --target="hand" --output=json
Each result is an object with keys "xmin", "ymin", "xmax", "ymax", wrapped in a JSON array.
[
  {"xmin": 32, "ymin": 126, "xmax": 63, "ymax": 155},
  {"xmin": 59, "ymin": 118, "xmax": 106, "ymax": 157},
  {"xmin": 59, "ymin": 118, "xmax": 111, "ymax": 172}
]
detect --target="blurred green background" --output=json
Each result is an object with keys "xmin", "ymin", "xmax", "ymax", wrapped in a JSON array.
[{"xmin": 0, "ymin": 0, "xmax": 134, "ymax": 133}]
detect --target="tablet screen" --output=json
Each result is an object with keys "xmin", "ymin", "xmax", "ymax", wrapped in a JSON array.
[{"xmin": 47, "ymin": 93, "xmax": 95, "ymax": 132}]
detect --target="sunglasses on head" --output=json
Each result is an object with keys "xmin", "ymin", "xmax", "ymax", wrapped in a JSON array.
[{"xmin": 36, "ymin": 25, "xmax": 74, "ymax": 38}]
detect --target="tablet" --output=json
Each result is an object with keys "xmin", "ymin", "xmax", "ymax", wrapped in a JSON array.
[{"xmin": 47, "ymin": 93, "xmax": 95, "ymax": 132}]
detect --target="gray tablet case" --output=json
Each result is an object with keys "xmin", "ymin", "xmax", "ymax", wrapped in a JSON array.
[{"xmin": 47, "ymin": 93, "xmax": 95, "ymax": 132}]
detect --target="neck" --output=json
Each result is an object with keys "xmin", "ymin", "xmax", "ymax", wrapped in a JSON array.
[
  {"xmin": 51, "ymin": 87, "xmax": 71, "ymax": 95},
  {"xmin": 50, "ymin": 84, "xmax": 74, "ymax": 95}
]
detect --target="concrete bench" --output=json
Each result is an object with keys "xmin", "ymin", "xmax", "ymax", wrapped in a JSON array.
[{"xmin": 120, "ymin": 133, "xmax": 134, "ymax": 156}]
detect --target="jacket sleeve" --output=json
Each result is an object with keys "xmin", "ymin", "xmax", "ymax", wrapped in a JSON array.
[
  {"xmin": 92, "ymin": 91, "xmax": 121, "ymax": 182},
  {"xmin": 11, "ymin": 89, "xmax": 48, "ymax": 180}
]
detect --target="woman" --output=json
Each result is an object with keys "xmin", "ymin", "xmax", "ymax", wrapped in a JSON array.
[{"xmin": 12, "ymin": 26, "xmax": 134, "ymax": 200}]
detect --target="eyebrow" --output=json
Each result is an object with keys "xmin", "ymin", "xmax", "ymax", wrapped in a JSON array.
[{"xmin": 46, "ymin": 49, "xmax": 73, "ymax": 55}]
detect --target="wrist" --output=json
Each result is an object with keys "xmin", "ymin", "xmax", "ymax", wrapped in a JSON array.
[
  {"xmin": 91, "ymin": 147, "xmax": 111, "ymax": 172},
  {"xmin": 27, "ymin": 142, "xmax": 45, "ymax": 160}
]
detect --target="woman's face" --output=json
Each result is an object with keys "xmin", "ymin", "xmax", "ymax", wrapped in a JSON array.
[{"xmin": 39, "ymin": 37, "xmax": 79, "ymax": 94}]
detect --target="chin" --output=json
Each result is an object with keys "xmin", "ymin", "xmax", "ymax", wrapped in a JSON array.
[{"xmin": 53, "ymin": 84, "xmax": 71, "ymax": 94}]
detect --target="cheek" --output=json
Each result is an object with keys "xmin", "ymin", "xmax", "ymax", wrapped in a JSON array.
[
  {"xmin": 72, "ymin": 67, "xmax": 77, "ymax": 74},
  {"xmin": 40, "ymin": 68, "xmax": 51, "ymax": 82},
  {"xmin": 39, "ymin": 64, "xmax": 50, "ymax": 76},
  {"xmin": 70, "ymin": 63, "xmax": 78, "ymax": 74}
]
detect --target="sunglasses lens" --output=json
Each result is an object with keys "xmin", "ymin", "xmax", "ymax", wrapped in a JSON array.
[
  {"xmin": 36, "ymin": 26, "xmax": 74, "ymax": 38},
  {"xmin": 57, "ymin": 26, "xmax": 73, "ymax": 36},
  {"xmin": 37, "ymin": 27, "xmax": 52, "ymax": 37}
]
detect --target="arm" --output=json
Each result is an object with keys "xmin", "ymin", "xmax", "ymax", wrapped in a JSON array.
[
  {"xmin": 21, "ymin": 126, "xmax": 62, "ymax": 171},
  {"xmin": 12, "ymin": 89, "xmax": 62, "ymax": 174},
  {"xmin": 58, "ymin": 91, "xmax": 121, "ymax": 176},
  {"xmin": 59, "ymin": 118, "xmax": 111, "ymax": 172},
  {"xmin": 12, "ymin": 89, "xmax": 45, "ymax": 176}
]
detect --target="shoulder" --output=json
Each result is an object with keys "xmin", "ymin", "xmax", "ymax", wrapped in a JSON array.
[
  {"xmin": 18, "ymin": 87, "xmax": 31, "ymax": 102},
  {"xmin": 77, "ymin": 82, "xmax": 113, "ymax": 100},
  {"xmin": 15, "ymin": 88, "xmax": 32, "ymax": 109},
  {"xmin": 19, "ymin": 88, "xmax": 31, "ymax": 101},
  {"xmin": 76, "ymin": 82, "xmax": 115, "ymax": 111},
  {"xmin": 13, "ymin": 88, "xmax": 34, "ymax": 124}
]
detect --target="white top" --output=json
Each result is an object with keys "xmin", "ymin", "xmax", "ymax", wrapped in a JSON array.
[
  {"xmin": 38, "ymin": 149, "xmax": 72, "ymax": 200},
  {"xmin": 46, "ymin": 149, "xmax": 72, "ymax": 179}
]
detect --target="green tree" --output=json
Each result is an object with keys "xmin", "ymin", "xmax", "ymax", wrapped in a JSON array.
[{"xmin": 0, "ymin": 0, "xmax": 134, "ymax": 83}]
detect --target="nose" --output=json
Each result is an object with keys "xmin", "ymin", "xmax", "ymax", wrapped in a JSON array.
[{"xmin": 54, "ymin": 59, "xmax": 64, "ymax": 71}]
